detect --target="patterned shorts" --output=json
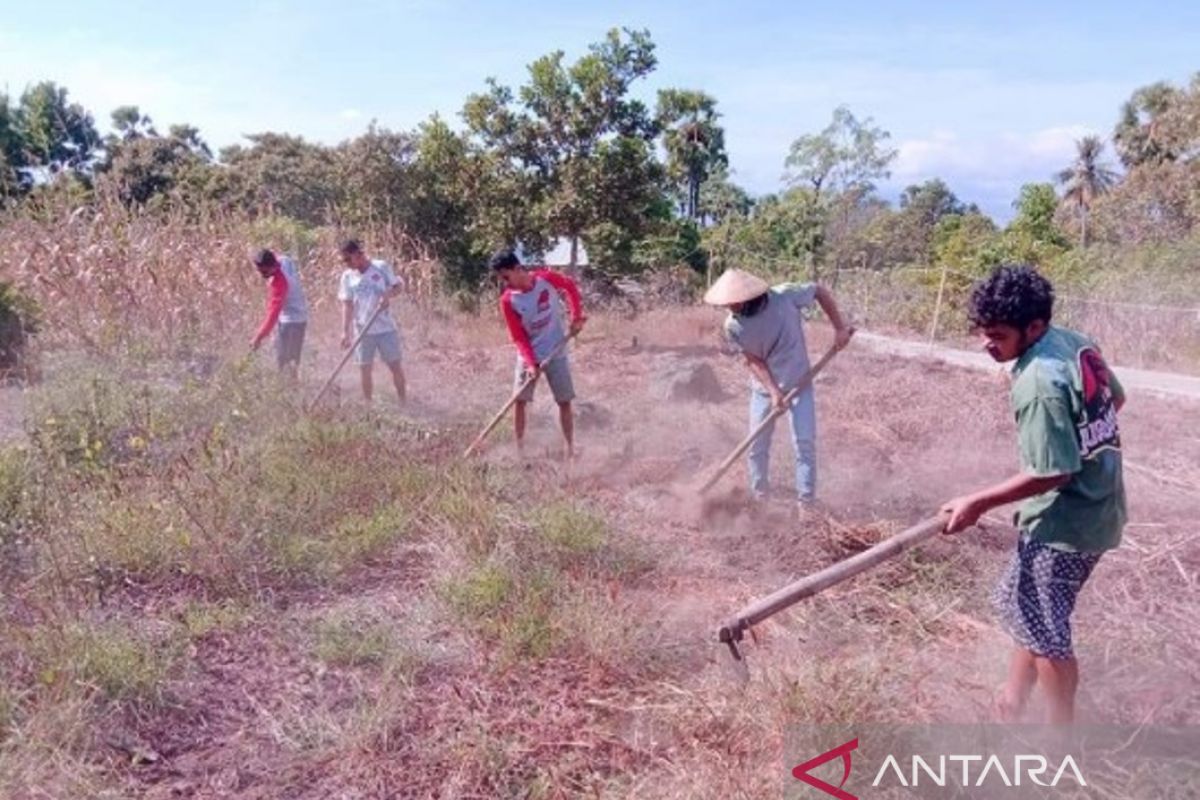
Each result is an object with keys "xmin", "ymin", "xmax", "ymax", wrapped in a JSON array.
[{"xmin": 993, "ymin": 535, "xmax": 1102, "ymax": 661}]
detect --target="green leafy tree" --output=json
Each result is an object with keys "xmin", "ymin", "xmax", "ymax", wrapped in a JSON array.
[
  {"xmin": 1009, "ymin": 183, "xmax": 1067, "ymax": 245},
  {"xmin": 1055, "ymin": 137, "xmax": 1118, "ymax": 247},
  {"xmin": 462, "ymin": 27, "xmax": 664, "ymax": 272},
  {"xmin": 218, "ymin": 133, "xmax": 339, "ymax": 224},
  {"xmin": 109, "ymin": 106, "xmax": 158, "ymax": 141},
  {"xmin": 333, "ymin": 124, "xmax": 418, "ymax": 228},
  {"xmin": 931, "ymin": 211, "xmax": 1000, "ymax": 274},
  {"xmin": 656, "ymin": 89, "xmax": 726, "ymax": 221},
  {"xmin": 898, "ymin": 179, "xmax": 972, "ymax": 226},
  {"xmin": 697, "ymin": 164, "xmax": 752, "ymax": 225},
  {"xmin": 406, "ymin": 116, "xmax": 491, "ymax": 288},
  {"xmin": 99, "ymin": 127, "xmax": 215, "ymax": 208},
  {"xmin": 782, "ymin": 106, "xmax": 896, "ymax": 278},
  {"xmin": 14, "ymin": 82, "xmax": 100, "ymax": 175},
  {"xmin": 0, "ymin": 93, "xmax": 29, "ymax": 201},
  {"xmin": 785, "ymin": 106, "xmax": 896, "ymax": 198}
]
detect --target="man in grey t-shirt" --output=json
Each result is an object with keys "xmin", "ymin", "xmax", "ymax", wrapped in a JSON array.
[{"xmin": 705, "ymin": 269, "xmax": 852, "ymax": 508}]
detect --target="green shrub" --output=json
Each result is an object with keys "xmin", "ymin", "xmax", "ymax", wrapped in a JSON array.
[
  {"xmin": 312, "ymin": 615, "xmax": 397, "ymax": 668},
  {"xmin": 30, "ymin": 623, "xmax": 175, "ymax": 706}
]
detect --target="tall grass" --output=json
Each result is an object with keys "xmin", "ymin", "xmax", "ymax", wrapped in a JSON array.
[{"xmin": 0, "ymin": 196, "xmax": 442, "ymax": 362}]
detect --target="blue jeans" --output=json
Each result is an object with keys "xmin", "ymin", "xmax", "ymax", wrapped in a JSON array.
[{"xmin": 748, "ymin": 387, "xmax": 816, "ymax": 502}]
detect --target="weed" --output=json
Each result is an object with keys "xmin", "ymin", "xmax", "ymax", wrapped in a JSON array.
[
  {"xmin": 180, "ymin": 599, "xmax": 253, "ymax": 639},
  {"xmin": 312, "ymin": 615, "xmax": 398, "ymax": 669},
  {"xmin": 29, "ymin": 622, "xmax": 175, "ymax": 707},
  {"xmin": 444, "ymin": 562, "xmax": 514, "ymax": 619}
]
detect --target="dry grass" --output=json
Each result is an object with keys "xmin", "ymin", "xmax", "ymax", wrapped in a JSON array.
[
  {"xmin": 0, "ymin": 206, "xmax": 1197, "ymax": 796},
  {"xmin": 834, "ymin": 266, "xmax": 1200, "ymax": 373}
]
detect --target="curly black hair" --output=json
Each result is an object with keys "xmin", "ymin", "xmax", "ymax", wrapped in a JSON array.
[{"xmin": 968, "ymin": 265, "xmax": 1054, "ymax": 329}]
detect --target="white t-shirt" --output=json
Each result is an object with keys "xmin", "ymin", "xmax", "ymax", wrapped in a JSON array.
[{"xmin": 338, "ymin": 259, "xmax": 400, "ymax": 336}]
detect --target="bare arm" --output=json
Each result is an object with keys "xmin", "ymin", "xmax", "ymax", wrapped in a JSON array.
[
  {"xmin": 942, "ymin": 472, "xmax": 1072, "ymax": 534},
  {"xmin": 341, "ymin": 300, "xmax": 354, "ymax": 346},
  {"xmin": 743, "ymin": 353, "xmax": 787, "ymax": 409},
  {"xmin": 814, "ymin": 285, "xmax": 853, "ymax": 347}
]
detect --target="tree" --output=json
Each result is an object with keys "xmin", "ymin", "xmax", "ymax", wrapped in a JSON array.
[
  {"xmin": 1056, "ymin": 136, "xmax": 1118, "ymax": 247},
  {"xmin": 697, "ymin": 164, "xmax": 752, "ymax": 225},
  {"xmin": 1155, "ymin": 72, "xmax": 1200, "ymax": 163},
  {"xmin": 100, "ymin": 128, "xmax": 215, "ymax": 208},
  {"xmin": 1010, "ymin": 183, "xmax": 1065, "ymax": 245},
  {"xmin": 218, "ymin": 133, "xmax": 339, "ymax": 224},
  {"xmin": 785, "ymin": 106, "xmax": 896, "ymax": 198},
  {"xmin": 110, "ymin": 106, "xmax": 158, "ymax": 141},
  {"xmin": 406, "ymin": 116, "xmax": 489, "ymax": 287},
  {"xmin": 0, "ymin": 93, "xmax": 29, "ymax": 201},
  {"xmin": 782, "ymin": 106, "xmax": 896, "ymax": 278},
  {"xmin": 931, "ymin": 211, "xmax": 1000, "ymax": 274},
  {"xmin": 462, "ymin": 27, "xmax": 665, "ymax": 272},
  {"xmin": 1113, "ymin": 82, "xmax": 1179, "ymax": 169},
  {"xmin": 898, "ymin": 179, "xmax": 971, "ymax": 225},
  {"xmin": 333, "ymin": 123, "xmax": 418, "ymax": 228},
  {"xmin": 14, "ymin": 82, "xmax": 100, "ymax": 176},
  {"xmin": 167, "ymin": 125, "xmax": 212, "ymax": 160},
  {"xmin": 656, "ymin": 89, "xmax": 726, "ymax": 221},
  {"xmin": 964, "ymin": 183, "xmax": 1071, "ymax": 268}
]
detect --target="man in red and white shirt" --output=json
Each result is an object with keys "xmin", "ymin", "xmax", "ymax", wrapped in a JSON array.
[
  {"xmin": 490, "ymin": 249, "xmax": 586, "ymax": 457},
  {"xmin": 250, "ymin": 249, "xmax": 309, "ymax": 380}
]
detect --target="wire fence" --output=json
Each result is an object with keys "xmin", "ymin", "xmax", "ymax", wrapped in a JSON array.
[{"xmin": 702, "ymin": 242, "xmax": 1200, "ymax": 373}]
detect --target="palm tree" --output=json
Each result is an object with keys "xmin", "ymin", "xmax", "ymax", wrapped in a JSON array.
[
  {"xmin": 1056, "ymin": 136, "xmax": 1118, "ymax": 247},
  {"xmin": 657, "ymin": 90, "xmax": 726, "ymax": 221}
]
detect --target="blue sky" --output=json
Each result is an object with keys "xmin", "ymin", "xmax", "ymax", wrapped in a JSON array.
[{"xmin": 2, "ymin": 1, "xmax": 1197, "ymax": 220}]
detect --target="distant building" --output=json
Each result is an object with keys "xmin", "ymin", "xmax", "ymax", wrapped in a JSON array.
[{"xmin": 518, "ymin": 236, "xmax": 589, "ymax": 268}]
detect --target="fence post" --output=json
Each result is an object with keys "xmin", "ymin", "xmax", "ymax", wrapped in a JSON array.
[{"xmin": 928, "ymin": 262, "xmax": 950, "ymax": 343}]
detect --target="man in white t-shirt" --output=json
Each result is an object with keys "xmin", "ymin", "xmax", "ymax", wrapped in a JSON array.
[{"xmin": 336, "ymin": 239, "xmax": 406, "ymax": 405}]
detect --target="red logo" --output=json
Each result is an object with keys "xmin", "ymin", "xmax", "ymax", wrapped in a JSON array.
[
  {"xmin": 793, "ymin": 738, "xmax": 859, "ymax": 799},
  {"xmin": 1079, "ymin": 347, "xmax": 1110, "ymax": 404},
  {"xmin": 537, "ymin": 289, "xmax": 551, "ymax": 311}
]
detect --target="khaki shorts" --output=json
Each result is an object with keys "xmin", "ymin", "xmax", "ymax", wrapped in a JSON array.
[
  {"xmin": 514, "ymin": 356, "xmax": 575, "ymax": 404},
  {"xmin": 275, "ymin": 322, "xmax": 306, "ymax": 368},
  {"xmin": 355, "ymin": 331, "xmax": 402, "ymax": 366}
]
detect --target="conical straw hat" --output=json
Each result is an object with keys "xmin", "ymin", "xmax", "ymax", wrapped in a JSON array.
[{"xmin": 703, "ymin": 269, "xmax": 770, "ymax": 305}]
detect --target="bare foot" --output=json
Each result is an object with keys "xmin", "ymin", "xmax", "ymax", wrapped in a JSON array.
[{"xmin": 993, "ymin": 684, "xmax": 1026, "ymax": 722}]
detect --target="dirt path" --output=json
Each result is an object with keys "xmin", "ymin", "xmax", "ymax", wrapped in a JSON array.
[{"xmin": 856, "ymin": 330, "xmax": 1200, "ymax": 402}]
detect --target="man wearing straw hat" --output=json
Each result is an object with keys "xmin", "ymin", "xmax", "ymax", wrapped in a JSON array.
[{"xmin": 704, "ymin": 269, "xmax": 852, "ymax": 509}]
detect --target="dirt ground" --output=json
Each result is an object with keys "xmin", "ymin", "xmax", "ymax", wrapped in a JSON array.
[
  {"xmin": 7, "ymin": 304, "xmax": 1200, "ymax": 798},
  {"xmin": 321, "ymin": 302, "xmax": 1200, "ymax": 722}
]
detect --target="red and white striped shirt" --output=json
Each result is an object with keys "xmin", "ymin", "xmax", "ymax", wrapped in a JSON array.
[{"xmin": 500, "ymin": 269, "xmax": 583, "ymax": 368}]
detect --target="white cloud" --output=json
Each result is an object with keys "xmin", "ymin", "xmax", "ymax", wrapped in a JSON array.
[
  {"xmin": 892, "ymin": 125, "xmax": 1097, "ymax": 183},
  {"xmin": 339, "ymin": 108, "xmax": 363, "ymax": 121}
]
